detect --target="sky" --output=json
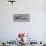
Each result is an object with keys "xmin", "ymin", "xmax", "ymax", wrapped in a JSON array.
[{"xmin": 0, "ymin": 0, "xmax": 46, "ymax": 42}]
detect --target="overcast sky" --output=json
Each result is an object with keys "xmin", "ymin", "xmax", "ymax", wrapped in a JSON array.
[{"xmin": 0, "ymin": 0, "xmax": 46, "ymax": 41}]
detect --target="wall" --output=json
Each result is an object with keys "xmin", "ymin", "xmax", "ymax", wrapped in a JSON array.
[{"xmin": 0, "ymin": 0, "xmax": 46, "ymax": 41}]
